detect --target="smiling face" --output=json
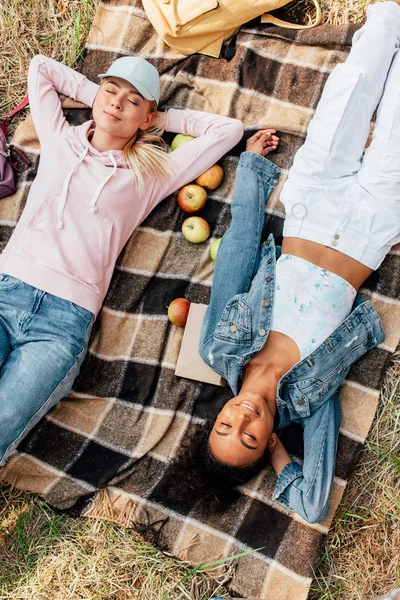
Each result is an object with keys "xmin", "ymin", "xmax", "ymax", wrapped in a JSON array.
[
  {"xmin": 92, "ymin": 76, "xmax": 156, "ymax": 146},
  {"xmin": 209, "ymin": 392, "xmax": 275, "ymax": 467}
]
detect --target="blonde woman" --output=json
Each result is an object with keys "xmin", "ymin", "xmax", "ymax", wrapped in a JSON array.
[{"xmin": 0, "ymin": 54, "xmax": 244, "ymax": 466}]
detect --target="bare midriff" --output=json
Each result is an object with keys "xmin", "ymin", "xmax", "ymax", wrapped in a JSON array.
[
  {"xmin": 244, "ymin": 238, "xmax": 373, "ymax": 380},
  {"xmin": 282, "ymin": 238, "xmax": 373, "ymax": 290}
]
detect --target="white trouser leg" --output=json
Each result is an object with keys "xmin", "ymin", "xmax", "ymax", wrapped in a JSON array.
[
  {"xmin": 288, "ymin": 1, "xmax": 400, "ymax": 186},
  {"xmin": 358, "ymin": 46, "xmax": 400, "ymax": 215}
]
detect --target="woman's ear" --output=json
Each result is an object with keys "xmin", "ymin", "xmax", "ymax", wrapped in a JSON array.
[
  {"xmin": 139, "ymin": 110, "xmax": 157, "ymax": 131},
  {"xmin": 268, "ymin": 432, "xmax": 277, "ymax": 452}
]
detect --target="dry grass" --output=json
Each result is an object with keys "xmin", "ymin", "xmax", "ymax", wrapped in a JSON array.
[
  {"xmin": 0, "ymin": 485, "xmax": 229, "ymax": 599},
  {"xmin": 0, "ymin": 0, "xmax": 98, "ymax": 123},
  {"xmin": 320, "ymin": 0, "xmax": 376, "ymax": 25},
  {"xmin": 0, "ymin": 0, "xmax": 399, "ymax": 599},
  {"xmin": 310, "ymin": 353, "xmax": 400, "ymax": 600}
]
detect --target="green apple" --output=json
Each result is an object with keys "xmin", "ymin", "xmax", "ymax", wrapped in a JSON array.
[
  {"xmin": 182, "ymin": 216, "xmax": 210, "ymax": 243},
  {"xmin": 171, "ymin": 134, "xmax": 194, "ymax": 151},
  {"xmin": 210, "ymin": 237, "xmax": 221, "ymax": 261}
]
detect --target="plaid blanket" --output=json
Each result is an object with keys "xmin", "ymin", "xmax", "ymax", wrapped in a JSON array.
[{"xmin": 2, "ymin": 2, "xmax": 400, "ymax": 598}]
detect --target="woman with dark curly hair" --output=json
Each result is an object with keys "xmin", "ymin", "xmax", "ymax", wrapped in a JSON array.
[{"xmin": 171, "ymin": 1, "xmax": 400, "ymax": 523}]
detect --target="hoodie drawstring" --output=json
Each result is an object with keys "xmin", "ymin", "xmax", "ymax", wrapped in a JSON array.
[
  {"xmin": 89, "ymin": 152, "xmax": 117, "ymax": 214},
  {"xmin": 57, "ymin": 149, "xmax": 117, "ymax": 229},
  {"xmin": 57, "ymin": 146, "xmax": 89, "ymax": 229}
]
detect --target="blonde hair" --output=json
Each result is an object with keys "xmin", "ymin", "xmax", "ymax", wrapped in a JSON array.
[{"xmin": 123, "ymin": 100, "xmax": 171, "ymax": 196}]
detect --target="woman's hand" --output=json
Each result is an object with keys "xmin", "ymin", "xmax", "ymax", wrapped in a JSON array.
[{"xmin": 246, "ymin": 129, "xmax": 279, "ymax": 156}]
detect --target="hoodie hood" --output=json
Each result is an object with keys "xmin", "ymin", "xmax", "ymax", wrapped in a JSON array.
[{"xmin": 68, "ymin": 120, "xmax": 126, "ymax": 166}]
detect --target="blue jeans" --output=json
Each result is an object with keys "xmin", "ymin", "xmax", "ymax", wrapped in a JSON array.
[{"xmin": 0, "ymin": 274, "xmax": 94, "ymax": 466}]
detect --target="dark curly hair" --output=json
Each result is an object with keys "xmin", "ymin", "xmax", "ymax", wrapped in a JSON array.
[{"xmin": 167, "ymin": 420, "xmax": 270, "ymax": 512}]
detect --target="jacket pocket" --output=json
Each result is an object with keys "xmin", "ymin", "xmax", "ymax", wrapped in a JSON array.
[
  {"xmin": 286, "ymin": 378, "xmax": 327, "ymax": 418},
  {"xmin": 306, "ymin": 63, "xmax": 365, "ymax": 155},
  {"xmin": 23, "ymin": 193, "xmax": 113, "ymax": 285},
  {"xmin": 158, "ymin": 0, "xmax": 220, "ymax": 34},
  {"xmin": 215, "ymin": 294, "xmax": 252, "ymax": 344}
]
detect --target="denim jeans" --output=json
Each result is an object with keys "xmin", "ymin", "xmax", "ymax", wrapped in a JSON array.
[{"xmin": 0, "ymin": 274, "xmax": 94, "ymax": 466}]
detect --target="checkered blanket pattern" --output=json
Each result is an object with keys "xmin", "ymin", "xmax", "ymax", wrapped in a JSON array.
[{"xmin": 1, "ymin": 2, "xmax": 399, "ymax": 598}]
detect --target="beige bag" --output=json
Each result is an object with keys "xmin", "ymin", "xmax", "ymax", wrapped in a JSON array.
[{"xmin": 142, "ymin": 0, "xmax": 322, "ymax": 57}]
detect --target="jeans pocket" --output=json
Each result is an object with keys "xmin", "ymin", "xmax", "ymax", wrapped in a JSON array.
[
  {"xmin": 0, "ymin": 274, "xmax": 22, "ymax": 291},
  {"xmin": 68, "ymin": 301, "xmax": 94, "ymax": 325}
]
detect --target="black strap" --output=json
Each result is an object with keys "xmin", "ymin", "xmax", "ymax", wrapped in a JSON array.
[{"xmin": 221, "ymin": 33, "xmax": 238, "ymax": 60}]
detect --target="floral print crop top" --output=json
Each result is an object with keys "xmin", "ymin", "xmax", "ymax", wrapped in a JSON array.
[{"xmin": 270, "ymin": 254, "xmax": 357, "ymax": 359}]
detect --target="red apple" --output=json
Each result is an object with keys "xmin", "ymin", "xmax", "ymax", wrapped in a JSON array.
[
  {"xmin": 182, "ymin": 216, "xmax": 210, "ymax": 243},
  {"xmin": 195, "ymin": 165, "xmax": 224, "ymax": 190},
  {"xmin": 177, "ymin": 184, "xmax": 208, "ymax": 213},
  {"xmin": 168, "ymin": 297, "xmax": 190, "ymax": 327}
]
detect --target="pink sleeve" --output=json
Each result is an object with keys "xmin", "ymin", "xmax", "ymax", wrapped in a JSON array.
[
  {"xmin": 28, "ymin": 54, "xmax": 99, "ymax": 141},
  {"xmin": 149, "ymin": 108, "xmax": 244, "ymax": 208}
]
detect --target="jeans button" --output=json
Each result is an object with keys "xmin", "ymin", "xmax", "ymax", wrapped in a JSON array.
[
  {"xmin": 258, "ymin": 328, "xmax": 266, "ymax": 336},
  {"xmin": 265, "ymin": 276, "xmax": 272, "ymax": 282},
  {"xmin": 263, "ymin": 300, "xmax": 270, "ymax": 307},
  {"xmin": 230, "ymin": 325, "xmax": 237, "ymax": 333},
  {"xmin": 296, "ymin": 398, "xmax": 305, "ymax": 406}
]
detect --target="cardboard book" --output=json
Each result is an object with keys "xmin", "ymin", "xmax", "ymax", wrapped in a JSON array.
[{"xmin": 175, "ymin": 303, "xmax": 225, "ymax": 387}]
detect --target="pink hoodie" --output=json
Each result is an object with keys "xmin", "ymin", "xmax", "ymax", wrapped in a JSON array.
[{"xmin": 0, "ymin": 55, "xmax": 243, "ymax": 315}]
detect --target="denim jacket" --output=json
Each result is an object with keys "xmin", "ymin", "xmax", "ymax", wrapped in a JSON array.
[{"xmin": 199, "ymin": 152, "xmax": 385, "ymax": 524}]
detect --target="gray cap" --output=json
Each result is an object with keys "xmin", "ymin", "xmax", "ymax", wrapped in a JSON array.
[{"xmin": 99, "ymin": 56, "xmax": 160, "ymax": 105}]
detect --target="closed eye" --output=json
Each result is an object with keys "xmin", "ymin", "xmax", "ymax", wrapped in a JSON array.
[
  {"xmin": 128, "ymin": 99, "xmax": 138, "ymax": 106},
  {"xmin": 244, "ymin": 432, "xmax": 256, "ymax": 441},
  {"xmin": 215, "ymin": 426, "xmax": 257, "ymax": 449}
]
